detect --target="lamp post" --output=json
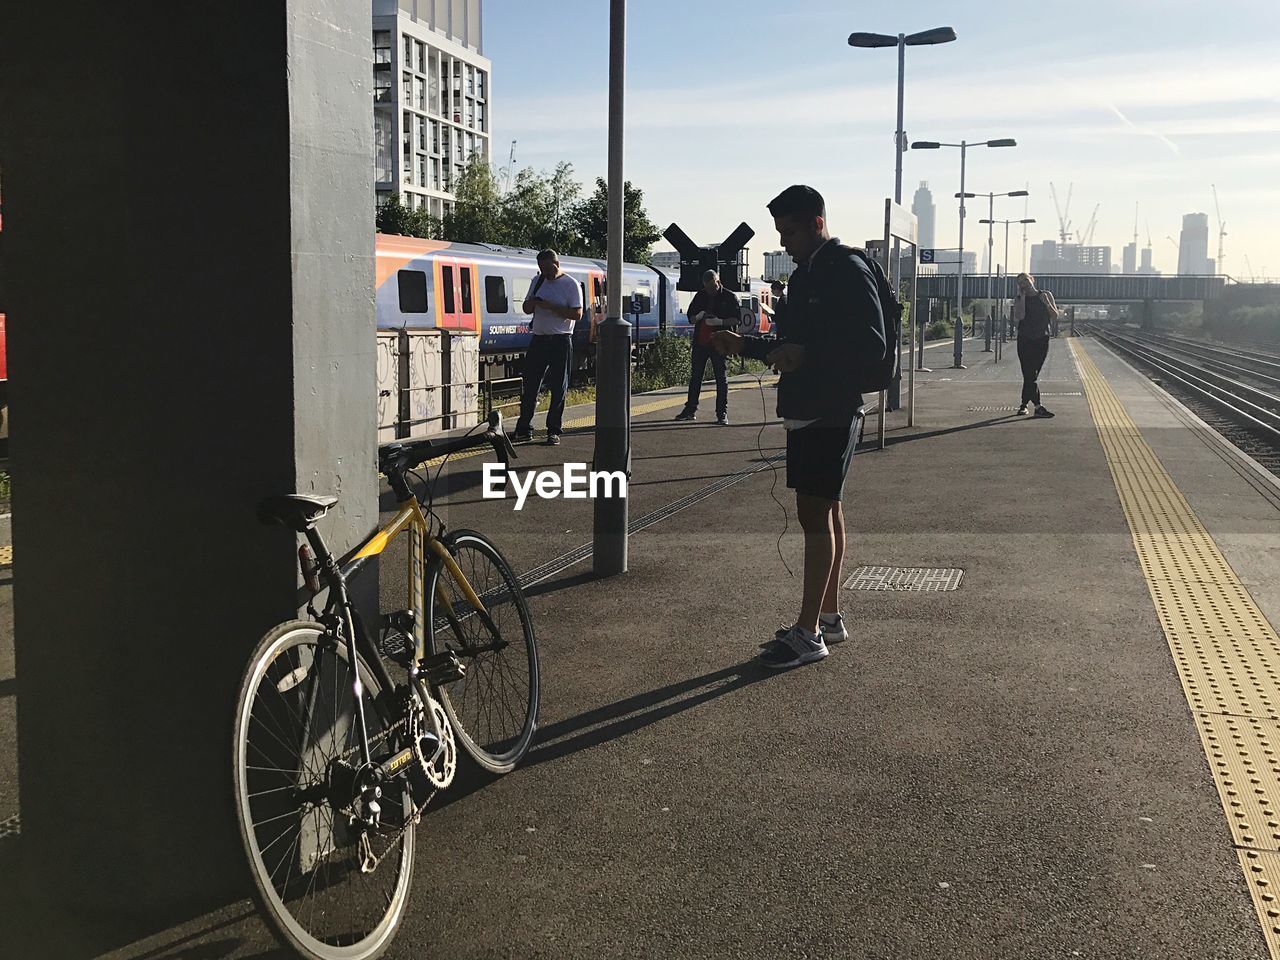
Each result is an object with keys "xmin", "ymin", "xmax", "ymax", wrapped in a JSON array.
[
  {"xmin": 593, "ymin": 0, "xmax": 629, "ymax": 576},
  {"xmin": 849, "ymin": 27, "xmax": 955, "ymax": 405},
  {"xmin": 980, "ymin": 216, "xmax": 1036, "ymax": 344},
  {"xmin": 963, "ymin": 189, "xmax": 1028, "ymax": 351},
  {"xmin": 910, "ymin": 137, "xmax": 1017, "ymax": 368}
]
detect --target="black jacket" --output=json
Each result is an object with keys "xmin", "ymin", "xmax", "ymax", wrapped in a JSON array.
[
  {"xmin": 687, "ymin": 286, "xmax": 740, "ymax": 341},
  {"xmin": 741, "ymin": 238, "xmax": 884, "ymax": 422}
]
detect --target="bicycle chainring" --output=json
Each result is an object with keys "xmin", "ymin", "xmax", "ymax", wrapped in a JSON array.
[{"xmin": 411, "ymin": 695, "xmax": 456, "ymax": 790}]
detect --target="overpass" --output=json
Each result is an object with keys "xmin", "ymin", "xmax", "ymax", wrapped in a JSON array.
[{"xmin": 915, "ymin": 273, "xmax": 1225, "ymax": 304}]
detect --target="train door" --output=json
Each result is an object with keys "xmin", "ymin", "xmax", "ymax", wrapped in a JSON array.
[
  {"xmin": 434, "ymin": 257, "xmax": 479, "ymax": 334},
  {"xmin": 759, "ymin": 288, "xmax": 772, "ymax": 335},
  {"xmin": 588, "ymin": 270, "xmax": 605, "ymax": 344}
]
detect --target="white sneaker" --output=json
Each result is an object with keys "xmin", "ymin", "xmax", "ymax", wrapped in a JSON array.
[
  {"xmin": 759, "ymin": 626, "xmax": 828, "ymax": 669},
  {"xmin": 763, "ymin": 615, "xmax": 848, "ymax": 648}
]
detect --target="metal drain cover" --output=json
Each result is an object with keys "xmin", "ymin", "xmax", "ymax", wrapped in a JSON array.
[
  {"xmin": 968, "ymin": 405, "xmax": 1020, "ymax": 412},
  {"xmin": 843, "ymin": 566, "xmax": 963, "ymax": 591},
  {"xmin": 1042, "ymin": 391, "xmax": 1082, "ymax": 397}
]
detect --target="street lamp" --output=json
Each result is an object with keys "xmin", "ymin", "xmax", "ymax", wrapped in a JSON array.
[
  {"xmin": 847, "ymin": 27, "xmax": 957, "ymax": 208},
  {"xmin": 963, "ymin": 188, "xmax": 1028, "ymax": 351},
  {"xmin": 911, "ymin": 137, "xmax": 1017, "ymax": 368},
  {"xmin": 848, "ymin": 26, "xmax": 956, "ymax": 406},
  {"xmin": 979, "ymin": 217, "xmax": 1036, "ymax": 344}
]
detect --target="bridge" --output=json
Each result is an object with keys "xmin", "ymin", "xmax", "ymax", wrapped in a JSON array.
[{"xmin": 914, "ymin": 273, "xmax": 1226, "ymax": 304}]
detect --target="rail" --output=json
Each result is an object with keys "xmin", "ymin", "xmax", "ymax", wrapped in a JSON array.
[{"xmin": 1089, "ymin": 326, "xmax": 1280, "ymax": 442}]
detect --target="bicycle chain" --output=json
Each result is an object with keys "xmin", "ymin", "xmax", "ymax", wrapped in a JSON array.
[{"xmin": 329, "ymin": 696, "xmax": 446, "ymax": 875}]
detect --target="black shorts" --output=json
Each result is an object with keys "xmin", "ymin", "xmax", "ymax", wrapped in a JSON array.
[{"xmin": 785, "ymin": 412, "xmax": 863, "ymax": 502}]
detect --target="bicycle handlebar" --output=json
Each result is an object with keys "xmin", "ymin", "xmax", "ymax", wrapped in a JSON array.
[{"xmin": 378, "ymin": 411, "xmax": 517, "ymax": 488}]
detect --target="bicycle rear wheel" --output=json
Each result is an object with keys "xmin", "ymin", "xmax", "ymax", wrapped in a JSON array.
[
  {"xmin": 232, "ymin": 620, "xmax": 414, "ymax": 960},
  {"xmin": 426, "ymin": 530, "xmax": 539, "ymax": 773}
]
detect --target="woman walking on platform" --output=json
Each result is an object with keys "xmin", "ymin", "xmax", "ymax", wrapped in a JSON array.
[{"xmin": 1013, "ymin": 272, "xmax": 1059, "ymax": 417}]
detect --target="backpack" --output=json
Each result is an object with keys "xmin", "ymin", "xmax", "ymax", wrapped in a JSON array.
[{"xmin": 849, "ymin": 248, "xmax": 903, "ymax": 394}]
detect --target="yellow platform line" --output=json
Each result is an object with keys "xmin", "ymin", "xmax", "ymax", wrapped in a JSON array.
[{"xmin": 1072, "ymin": 338, "xmax": 1280, "ymax": 954}]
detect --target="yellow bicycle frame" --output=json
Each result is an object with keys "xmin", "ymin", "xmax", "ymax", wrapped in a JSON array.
[{"xmin": 350, "ymin": 496, "xmax": 488, "ymax": 659}]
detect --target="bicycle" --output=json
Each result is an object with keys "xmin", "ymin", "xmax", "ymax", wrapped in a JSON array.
[{"xmin": 232, "ymin": 411, "xmax": 539, "ymax": 960}]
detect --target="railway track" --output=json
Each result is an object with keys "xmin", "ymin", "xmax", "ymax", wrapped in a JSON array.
[{"xmin": 1087, "ymin": 325, "xmax": 1280, "ymax": 475}]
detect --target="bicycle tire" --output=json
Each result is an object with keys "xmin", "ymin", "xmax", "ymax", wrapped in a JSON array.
[
  {"xmin": 425, "ymin": 530, "xmax": 539, "ymax": 773},
  {"xmin": 232, "ymin": 620, "xmax": 414, "ymax": 960}
]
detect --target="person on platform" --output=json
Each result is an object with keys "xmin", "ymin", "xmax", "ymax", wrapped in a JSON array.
[
  {"xmin": 514, "ymin": 249, "xmax": 583, "ymax": 445},
  {"xmin": 713, "ymin": 185, "xmax": 885, "ymax": 669},
  {"xmin": 769, "ymin": 279, "xmax": 789, "ymax": 339},
  {"xmin": 1012, "ymin": 272, "xmax": 1059, "ymax": 418},
  {"xmin": 675, "ymin": 269, "xmax": 738, "ymax": 425}
]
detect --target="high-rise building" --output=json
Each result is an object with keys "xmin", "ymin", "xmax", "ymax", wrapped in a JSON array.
[
  {"xmin": 1177, "ymin": 212, "xmax": 1212, "ymax": 275},
  {"xmin": 1137, "ymin": 246, "xmax": 1160, "ymax": 275},
  {"xmin": 374, "ymin": 0, "xmax": 490, "ymax": 223},
  {"xmin": 911, "ymin": 181, "xmax": 936, "ymax": 251},
  {"xmin": 1029, "ymin": 240, "xmax": 1112, "ymax": 275},
  {"xmin": 764, "ymin": 250, "xmax": 797, "ymax": 281},
  {"xmin": 650, "ymin": 251, "xmax": 681, "ymax": 270},
  {"xmin": 1122, "ymin": 241, "xmax": 1137, "ymax": 275}
]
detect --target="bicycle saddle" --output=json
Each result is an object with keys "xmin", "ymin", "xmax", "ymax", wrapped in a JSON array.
[{"xmin": 257, "ymin": 494, "xmax": 338, "ymax": 532}]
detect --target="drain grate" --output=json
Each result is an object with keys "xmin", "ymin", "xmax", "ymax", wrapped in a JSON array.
[
  {"xmin": 843, "ymin": 566, "xmax": 963, "ymax": 591},
  {"xmin": 968, "ymin": 405, "xmax": 1020, "ymax": 412},
  {"xmin": 0, "ymin": 814, "xmax": 20, "ymax": 840},
  {"xmin": 1042, "ymin": 391, "xmax": 1083, "ymax": 397}
]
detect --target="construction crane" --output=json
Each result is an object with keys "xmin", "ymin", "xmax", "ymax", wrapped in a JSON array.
[
  {"xmin": 1244, "ymin": 254, "xmax": 1256, "ymax": 282},
  {"xmin": 1050, "ymin": 182, "xmax": 1074, "ymax": 244},
  {"xmin": 1080, "ymin": 204, "xmax": 1100, "ymax": 246},
  {"xmin": 1167, "ymin": 235, "xmax": 1180, "ymax": 272},
  {"xmin": 502, "ymin": 139, "xmax": 517, "ymax": 192},
  {"xmin": 1211, "ymin": 184, "xmax": 1227, "ymax": 275}
]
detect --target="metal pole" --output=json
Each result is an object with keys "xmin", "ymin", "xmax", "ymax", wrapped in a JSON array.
[
  {"xmin": 983, "ymin": 192, "xmax": 994, "ymax": 352},
  {"xmin": 1003, "ymin": 221, "xmax": 1012, "ymax": 346},
  {"xmin": 908, "ymin": 244, "xmax": 918, "ymax": 425},
  {"xmin": 593, "ymin": 0, "xmax": 630, "ymax": 577},
  {"xmin": 953, "ymin": 141, "xmax": 966, "ymax": 368},
  {"xmin": 1021, "ymin": 183, "xmax": 1029, "ymax": 273},
  {"xmin": 886, "ymin": 34, "xmax": 906, "ymax": 412},
  {"xmin": 879, "ymin": 198, "xmax": 890, "ymax": 449}
]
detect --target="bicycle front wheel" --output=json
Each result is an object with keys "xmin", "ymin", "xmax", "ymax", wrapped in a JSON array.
[
  {"xmin": 426, "ymin": 530, "xmax": 539, "ymax": 773},
  {"xmin": 232, "ymin": 620, "xmax": 415, "ymax": 960}
]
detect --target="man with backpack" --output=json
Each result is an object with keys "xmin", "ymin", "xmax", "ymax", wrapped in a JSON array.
[{"xmin": 712, "ymin": 184, "xmax": 888, "ymax": 668}]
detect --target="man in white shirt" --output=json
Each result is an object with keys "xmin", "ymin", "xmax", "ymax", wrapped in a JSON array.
[{"xmin": 515, "ymin": 249, "xmax": 583, "ymax": 445}]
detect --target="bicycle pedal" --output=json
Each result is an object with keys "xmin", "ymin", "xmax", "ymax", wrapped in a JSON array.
[
  {"xmin": 419, "ymin": 650, "xmax": 466, "ymax": 685},
  {"xmin": 379, "ymin": 629, "xmax": 414, "ymax": 666}
]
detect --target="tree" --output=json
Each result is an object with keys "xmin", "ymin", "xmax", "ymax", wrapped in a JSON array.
[
  {"xmin": 570, "ymin": 177, "xmax": 661, "ymax": 263},
  {"xmin": 376, "ymin": 193, "xmax": 440, "ymax": 239},
  {"xmin": 441, "ymin": 157, "xmax": 501, "ymax": 244},
  {"xmin": 495, "ymin": 162, "xmax": 585, "ymax": 254}
]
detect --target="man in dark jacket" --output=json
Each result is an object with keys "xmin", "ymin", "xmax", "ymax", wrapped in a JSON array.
[
  {"xmin": 675, "ymin": 269, "xmax": 739, "ymax": 425},
  {"xmin": 713, "ymin": 184, "xmax": 885, "ymax": 669}
]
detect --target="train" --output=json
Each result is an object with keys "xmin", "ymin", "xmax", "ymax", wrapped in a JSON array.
[{"xmin": 374, "ymin": 233, "xmax": 774, "ymax": 381}]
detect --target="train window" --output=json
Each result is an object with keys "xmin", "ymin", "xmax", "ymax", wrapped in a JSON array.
[
  {"xmin": 459, "ymin": 267, "xmax": 473, "ymax": 313},
  {"xmin": 397, "ymin": 270, "xmax": 428, "ymax": 314},
  {"xmin": 441, "ymin": 265, "xmax": 456, "ymax": 313},
  {"xmin": 485, "ymin": 275, "xmax": 508, "ymax": 314},
  {"xmin": 511, "ymin": 276, "xmax": 532, "ymax": 304},
  {"xmin": 751, "ymin": 296, "xmax": 759, "ymax": 311}
]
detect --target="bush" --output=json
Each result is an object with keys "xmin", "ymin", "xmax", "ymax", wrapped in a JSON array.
[
  {"xmin": 636, "ymin": 334, "xmax": 691, "ymax": 391},
  {"xmin": 926, "ymin": 319, "xmax": 953, "ymax": 340}
]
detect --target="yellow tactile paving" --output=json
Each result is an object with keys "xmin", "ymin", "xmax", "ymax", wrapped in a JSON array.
[
  {"xmin": 1073, "ymin": 338, "xmax": 1280, "ymax": 956},
  {"xmin": 0, "ymin": 545, "xmax": 11, "ymax": 567}
]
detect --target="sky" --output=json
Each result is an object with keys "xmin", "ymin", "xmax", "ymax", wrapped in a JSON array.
[{"xmin": 483, "ymin": 0, "xmax": 1280, "ymax": 279}]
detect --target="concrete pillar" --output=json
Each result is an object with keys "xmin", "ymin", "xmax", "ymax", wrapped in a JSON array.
[
  {"xmin": 1141, "ymin": 298, "xmax": 1155, "ymax": 330},
  {"xmin": 0, "ymin": 0, "xmax": 375, "ymax": 926}
]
